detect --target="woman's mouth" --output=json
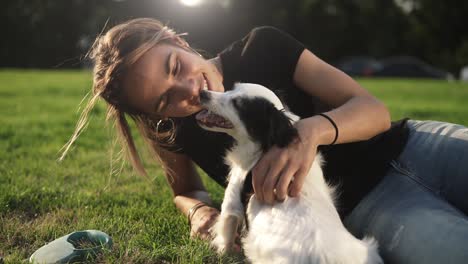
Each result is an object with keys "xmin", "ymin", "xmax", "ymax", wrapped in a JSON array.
[{"xmin": 202, "ymin": 74, "xmax": 209, "ymax": 91}]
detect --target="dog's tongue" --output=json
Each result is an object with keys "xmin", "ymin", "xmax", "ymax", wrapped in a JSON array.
[
  {"xmin": 195, "ymin": 109, "xmax": 212, "ymax": 121},
  {"xmin": 195, "ymin": 109, "xmax": 233, "ymax": 128}
]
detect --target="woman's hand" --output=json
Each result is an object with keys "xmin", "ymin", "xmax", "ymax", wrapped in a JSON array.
[
  {"xmin": 190, "ymin": 206, "xmax": 242, "ymax": 252},
  {"xmin": 189, "ymin": 205, "xmax": 219, "ymax": 240},
  {"xmin": 252, "ymin": 117, "xmax": 322, "ymax": 204}
]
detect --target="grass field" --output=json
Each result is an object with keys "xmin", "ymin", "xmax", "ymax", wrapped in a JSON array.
[{"xmin": 1, "ymin": 70, "xmax": 467, "ymax": 263}]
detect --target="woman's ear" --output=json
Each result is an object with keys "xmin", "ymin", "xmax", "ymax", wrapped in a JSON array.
[
  {"xmin": 238, "ymin": 98, "xmax": 298, "ymax": 151},
  {"xmin": 266, "ymin": 107, "xmax": 298, "ymax": 149}
]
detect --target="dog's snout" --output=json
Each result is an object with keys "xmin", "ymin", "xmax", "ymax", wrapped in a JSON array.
[{"xmin": 200, "ymin": 90, "xmax": 211, "ymax": 103}]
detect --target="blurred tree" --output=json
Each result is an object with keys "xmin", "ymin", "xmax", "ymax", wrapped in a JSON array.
[
  {"xmin": 241, "ymin": 0, "xmax": 409, "ymax": 63},
  {"xmin": 1, "ymin": 0, "xmax": 467, "ymax": 75},
  {"xmin": 404, "ymin": 0, "xmax": 468, "ymax": 74},
  {"xmin": 2, "ymin": 0, "xmax": 97, "ymax": 67}
]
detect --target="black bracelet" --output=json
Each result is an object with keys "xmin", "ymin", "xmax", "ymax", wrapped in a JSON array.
[
  {"xmin": 187, "ymin": 202, "xmax": 208, "ymax": 225},
  {"xmin": 317, "ymin": 113, "xmax": 339, "ymax": 145}
]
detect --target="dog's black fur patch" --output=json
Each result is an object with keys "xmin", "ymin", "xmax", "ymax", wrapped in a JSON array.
[
  {"xmin": 235, "ymin": 96, "xmax": 298, "ymax": 231},
  {"xmin": 233, "ymin": 97, "xmax": 299, "ymax": 152}
]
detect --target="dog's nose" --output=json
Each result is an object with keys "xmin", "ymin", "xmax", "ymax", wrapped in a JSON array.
[{"xmin": 199, "ymin": 90, "xmax": 211, "ymax": 103}]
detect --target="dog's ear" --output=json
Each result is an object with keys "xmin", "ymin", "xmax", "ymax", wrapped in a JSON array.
[{"xmin": 235, "ymin": 97, "xmax": 298, "ymax": 152}]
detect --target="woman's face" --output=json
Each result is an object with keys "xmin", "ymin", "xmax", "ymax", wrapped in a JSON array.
[{"xmin": 122, "ymin": 43, "xmax": 224, "ymax": 118}]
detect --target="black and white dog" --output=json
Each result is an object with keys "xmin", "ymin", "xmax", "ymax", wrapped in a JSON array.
[{"xmin": 196, "ymin": 83, "xmax": 382, "ymax": 264}]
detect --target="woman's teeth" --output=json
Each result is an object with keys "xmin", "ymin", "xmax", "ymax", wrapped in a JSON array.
[{"xmin": 203, "ymin": 79, "xmax": 208, "ymax": 90}]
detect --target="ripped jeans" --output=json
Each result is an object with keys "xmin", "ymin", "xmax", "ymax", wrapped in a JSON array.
[{"xmin": 344, "ymin": 120, "xmax": 468, "ymax": 264}]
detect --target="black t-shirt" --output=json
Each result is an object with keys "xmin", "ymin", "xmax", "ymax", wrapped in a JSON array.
[{"xmin": 169, "ymin": 26, "xmax": 409, "ymax": 218}]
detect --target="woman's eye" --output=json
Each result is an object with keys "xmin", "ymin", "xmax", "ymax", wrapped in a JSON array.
[{"xmin": 172, "ymin": 59, "xmax": 180, "ymax": 76}]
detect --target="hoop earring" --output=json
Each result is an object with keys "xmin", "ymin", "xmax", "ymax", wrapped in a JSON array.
[{"xmin": 154, "ymin": 118, "xmax": 176, "ymax": 145}]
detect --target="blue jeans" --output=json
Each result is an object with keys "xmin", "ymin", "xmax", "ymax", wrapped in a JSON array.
[{"xmin": 344, "ymin": 120, "xmax": 468, "ymax": 264}]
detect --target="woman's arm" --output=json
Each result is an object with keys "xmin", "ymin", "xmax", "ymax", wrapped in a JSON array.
[
  {"xmin": 292, "ymin": 50, "xmax": 391, "ymax": 143},
  {"xmin": 252, "ymin": 49, "xmax": 391, "ymax": 204},
  {"xmin": 155, "ymin": 145, "xmax": 219, "ymax": 240}
]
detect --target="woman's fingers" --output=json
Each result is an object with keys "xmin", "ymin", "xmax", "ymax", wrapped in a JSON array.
[
  {"xmin": 252, "ymin": 158, "xmax": 268, "ymax": 202},
  {"xmin": 253, "ymin": 137, "xmax": 317, "ymax": 204},
  {"xmin": 289, "ymin": 166, "xmax": 308, "ymax": 197},
  {"xmin": 190, "ymin": 207, "xmax": 219, "ymax": 240},
  {"xmin": 262, "ymin": 154, "xmax": 286, "ymax": 204},
  {"xmin": 253, "ymin": 147, "xmax": 285, "ymax": 204},
  {"xmin": 275, "ymin": 162, "xmax": 296, "ymax": 201},
  {"xmin": 192, "ymin": 229, "xmax": 211, "ymax": 240}
]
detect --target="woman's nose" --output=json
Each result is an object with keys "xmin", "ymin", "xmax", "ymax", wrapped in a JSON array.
[{"xmin": 173, "ymin": 79, "xmax": 200, "ymax": 104}]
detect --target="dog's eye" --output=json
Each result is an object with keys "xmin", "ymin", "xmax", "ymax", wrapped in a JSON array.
[{"xmin": 231, "ymin": 98, "xmax": 241, "ymax": 109}]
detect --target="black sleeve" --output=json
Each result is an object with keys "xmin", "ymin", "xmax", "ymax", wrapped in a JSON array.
[{"xmin": 219, "ymin": 26, "xmax": 306, "ymax": 90}]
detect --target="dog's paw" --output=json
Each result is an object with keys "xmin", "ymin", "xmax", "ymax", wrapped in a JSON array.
[
  {"xmin": 211, "ymin": 233, "xmax": 232, "ymax": 254},
  {"xmin": 210, "ymin": 214, "xmax": 240, "ymax": 254},
  {"xmin": 210, "ymin": 220, "xmax": 232, "ymax": 254}
]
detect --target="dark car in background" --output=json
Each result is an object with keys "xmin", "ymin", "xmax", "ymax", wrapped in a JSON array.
[
  {"xmin": 373, "ymin": 56, "xmax": 453, "ymax": 80},
  {"xmin": 336, "ymin": 55, "xmax": 453, "ymax": 80},
  {"xmin": 336, "ymin": 56, "xmax": 383, "ymax": 77}
]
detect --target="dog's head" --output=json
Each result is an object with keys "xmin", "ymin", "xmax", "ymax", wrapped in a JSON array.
[{"xmin": 195, "ymin": 83, "xmax": 298, "ymax": 152}]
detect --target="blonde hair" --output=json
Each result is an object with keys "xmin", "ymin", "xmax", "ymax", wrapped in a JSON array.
[{"xmin": 60, "ymin": 18, "xmax": 192, "ymax": 176}]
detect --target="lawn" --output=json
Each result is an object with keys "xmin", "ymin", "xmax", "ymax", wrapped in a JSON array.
[{"xmin": 1, "ymin": 70, "xmax": 467, "ymax": 263}]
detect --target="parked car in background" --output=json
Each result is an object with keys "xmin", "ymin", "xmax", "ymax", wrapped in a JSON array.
[
  {"xmin": 459, "ymin": 65, "xmax": 468, "ymax": 82},
  {"xmin": 373, "ymin": 56, "xmax": 454, "ymax": 80},
  {"xmin": 337, "ymin": 55, "xmax": 454, "ymax": 80},
  {"xmin": 336, "ymin": 56, "xmax": 383, "ymax": 77}
]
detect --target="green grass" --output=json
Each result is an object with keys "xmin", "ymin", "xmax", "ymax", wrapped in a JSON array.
[
  {"xmin": 1, "ymin": 70, "xmax": 467, "ymax": 263},
  {"xmin": 359, "ymin": 78, "xmax": 468, "ymax": 125}
]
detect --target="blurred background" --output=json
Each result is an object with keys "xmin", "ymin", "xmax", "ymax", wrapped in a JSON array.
[{"xmin": 2, "ymin": 0, "xmax": 468, "ymax": 80}]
